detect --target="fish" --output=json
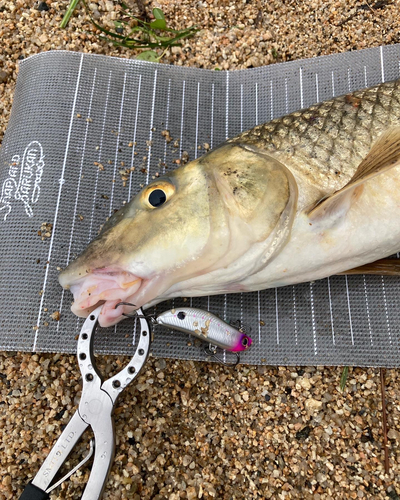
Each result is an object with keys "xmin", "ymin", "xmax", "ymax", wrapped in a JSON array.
[
  {"xmin": 59, "ymin": 78, "xmax": 400, "ymax": 327},
  {"xmin": 155, "ymin": 307, "xmax": 252, "ymax": 352}
]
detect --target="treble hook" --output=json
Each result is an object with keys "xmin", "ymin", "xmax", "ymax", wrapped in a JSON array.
[
  {"xmin": 203, "ymin": 344, "xmax": 240, "ymax": 367},
  {"xmin": 114, "ymin": 302, "xmax": 156, "ymax": 322}
]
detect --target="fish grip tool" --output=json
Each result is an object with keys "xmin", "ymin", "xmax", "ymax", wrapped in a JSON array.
[{"xmin": 18, "ymin": 305, "xmax": 152, "ymax": 500}]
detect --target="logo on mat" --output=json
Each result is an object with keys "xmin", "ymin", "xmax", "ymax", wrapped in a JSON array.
[{"xmin": 0, "ymin": 141, "xmax": 45, "ymax": 221}]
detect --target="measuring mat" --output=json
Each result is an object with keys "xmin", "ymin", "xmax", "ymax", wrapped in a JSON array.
[{"xmin": 1, "ymin": 46, "xmax": 400, "ymax": 366}]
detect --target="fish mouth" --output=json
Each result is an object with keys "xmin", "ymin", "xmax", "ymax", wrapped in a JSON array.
[{"xmin": 65, "ymin": 267, "xmax": 155, "ymax": 327}]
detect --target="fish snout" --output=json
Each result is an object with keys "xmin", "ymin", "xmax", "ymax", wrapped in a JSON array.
[{"xmin": 66, "ymin": 267, "xmax": 143, "ymax": 325}]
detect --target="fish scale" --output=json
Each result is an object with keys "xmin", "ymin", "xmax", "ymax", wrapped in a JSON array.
[{"xmin": 230, "ymin": 80, "xmax": 400, "ymax": 192}]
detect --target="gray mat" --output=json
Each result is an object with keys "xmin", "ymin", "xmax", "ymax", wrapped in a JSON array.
[{"xmin": 1, "ymin": 46, "xmax": 400, "ymax": 366}]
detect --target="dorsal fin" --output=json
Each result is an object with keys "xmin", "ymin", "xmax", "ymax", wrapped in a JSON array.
[
  {"xmin": 338, "ymin": 258, "xmax": 400, "ymax": 276},
  {"xmin": 308, "ymin": 127, "xmax": 400, "ymax": 221}
]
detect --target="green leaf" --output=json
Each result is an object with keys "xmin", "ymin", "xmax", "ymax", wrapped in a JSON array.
[
  {"xmin": 114, "ymin": 21, "xmax": 123, "ymax": 28},
  {"xmin": 135, "ymin": 50, "xmax": 160, "ymax": 62},
  {"xmin": 150, "ymin": 19, "xmax": 167, "ymax": 30},
  {"xmin": 214, "ymin": 67, "xmax": 221, "ymax": 71},
  {"xmin": 152, "ymin": 8, "xmax": 165, "ymax": 20},
  {"xmin": 340, "ymin": 366, "xmax": 349, "ymax": 391}
]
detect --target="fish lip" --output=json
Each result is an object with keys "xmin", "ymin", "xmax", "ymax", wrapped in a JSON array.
[
  {"xmin": 67, "ymin": 268, "xmax": 144, "ymax": 318},
  {"xmin": 65, "ymin": 268, "xmax": 171, "ymax": 327}
]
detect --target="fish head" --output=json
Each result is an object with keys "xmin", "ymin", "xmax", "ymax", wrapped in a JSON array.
[{"xmin": 59, "ymin": 143, "xmax": 297, "ymax": 326}]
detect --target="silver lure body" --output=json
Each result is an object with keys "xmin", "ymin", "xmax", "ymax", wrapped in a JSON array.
[{"xmin": 155, "ymin": 307, "xmax": 252, "ymax": 352}]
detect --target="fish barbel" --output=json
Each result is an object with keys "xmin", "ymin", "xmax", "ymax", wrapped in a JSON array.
[{"xmin": 59, "ymin": 79, "xmax": 400, "ymax": 327}]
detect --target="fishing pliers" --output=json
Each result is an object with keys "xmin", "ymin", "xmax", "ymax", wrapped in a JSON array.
[{"xmin": 19, "ymin": 305, "xmax": 152, "ymax": 500}]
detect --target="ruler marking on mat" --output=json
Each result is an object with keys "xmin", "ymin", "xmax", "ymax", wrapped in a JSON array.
[
  {"xmin": 285, "ymin": 78, "xmax": 289, "ymax": 113},
  {"xmin": 347, "ymin": 67, "xmax": 351, "ymax": 92},
  {"xmin": 146, "ymin": 70, "xmax": 158, "ymax": 185},
  {"xmin": 240, "ymin": 84, "xmax": 243, "ymax": 132},
  {"xmin": 189, "ymin": 82, "xmax": 201, "ymax": 310},
  {"xmin": 310, "ymin": 282, "xmax": 317, "ymax": 355},
  {"xmin": 345, "ymin": 275, "xmax": 354, "ymax": 346},
  {"xmin": 256, "ymin": 81, "xmax": 259, "ymax": 125},
  {"xmin": 88, "ymin": 71, "xmax": 112, "ymax": 240},
  {"xmin": 33, "ymin": 54, "xmax": 84, "ymax": 351},
  {"xmin": 128, "ymin": 73, "xmax": 142, "ymax": 199},
  {"xmin": 205, "ymin": 83, "xmax": 215, "ymax": 311},
  {"xmin": 257, "ymin": 292, "xmax": 261, "ymax": 345},
  {"xmin": 226, "ymin": 72, "xmax": 229, "ymax": 139},
  {"xmin": 161, "ymin": 78, "xmax": 171, "ymax": 175},
  {"xmin": 56, "ymin": 68, "xmax": 98, "ymax": 327},
  {"xmin": 346, "ymin": 75, "xmax": 355, "ymax": 346},
  {"xmin": 292, "ymin": 286, "xmax": 298, "ymax": 346},
  {"xmin": 256, "ymin": 81, "xmax": 261, "ymax": 344},
  {"xmin": 238, "ymin": 83, "xmax": 244, "ymax": 329},
  {"xmin": 195, "ymin": 82, "xmax": 200, "ymax": 159},
  {"xmin": 327, "ymin": 278, "xmax": 335, "ymax": 346},
  {"xmin": 223, "ymin": 294, "xmax": 227, "ymax": 364},
  {"xmin": 222, "ymin": 73, "xmax": 229, "ymax": 339},
  {"xmin": 179, "ymin": 80, "xmax": 186, "ymax": 159},
  {"xmin": 109, "ymin": 72, "xmax": 128, "ymax": 215},
  {"xmin": 301, "ymin": 70, "xmax": 319, "ymax": 354},
  {"xmin": 363, "ymin": 275, "xmax": 373, "ymax": 346},
  {"xmin": 380, "ymin": 45, "xmax": 385, "ymax": 83},
  {"xmin": 299, "ymin": 67, "xmax": 304, "ymax": 109},
  {"xmin": 107, "ymin": 71, "xmax": 127, "ymax": 345},
  {"xmin": 275, "ymin": 288, "xmax": 279, "ymax": 346},
  {"xmin": 210, "ymin": 83, "xmax": 214, "ymax": 149},
  {"xmin": 270, "ymin": 80, "xmax": 273, "ymax": 120},
  {"xmin": 381, "ymin": 277, "xmax": 392, "ymax": 345}
]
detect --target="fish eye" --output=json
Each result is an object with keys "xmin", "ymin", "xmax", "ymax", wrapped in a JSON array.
[
  {"xmin": 177, "ymin": 311, "xmax": 186, "ymax": 320},
  {"xmin": 143, "ymin": 181, "xmax": 175, "ymax": 209},
  {"xmin": 148, "ymin": 189, "xmax": 167, "ymax": 207},
  {"xmin": 242, "ymin": 337, "xmax": 249, "ymax": 347}
]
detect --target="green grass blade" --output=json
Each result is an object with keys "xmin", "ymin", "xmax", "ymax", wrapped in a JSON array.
[
  {"xmin": 60, "ymin": 0, "xmax": 81, "ymax": 28},
  {"xmin": 340, "ymin": 366, "xmax": 349, "ymax": 391}
]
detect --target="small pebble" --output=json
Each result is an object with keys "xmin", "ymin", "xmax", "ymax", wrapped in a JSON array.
[
  {"xmin": 37, "ymin": 1, "xmax": 49, "ymax": 11},
  {"xmin": 0, "ymin": 70, "xmax": 9, "ymax": 83}
]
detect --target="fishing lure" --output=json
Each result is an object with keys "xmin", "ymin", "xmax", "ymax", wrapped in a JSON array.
[{"xmin": 155, "ymin": 307, "xmax": 252, "ymax": 352}]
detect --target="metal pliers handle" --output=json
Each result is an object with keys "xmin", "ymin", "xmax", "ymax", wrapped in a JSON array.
[{"xmin": 19, "ymin": 305, "xmax": 152, "ymax": 500}]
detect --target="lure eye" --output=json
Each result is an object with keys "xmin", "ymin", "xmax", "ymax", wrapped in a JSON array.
[
  {"xmin": 148, "ymin": 189, "xmax": 167, "ymax": 207},
  {"xmin": 177, "ymin": 311, "xmax": 186, "ymax": 320},
  {"xmin": 242, "ymin": 337, "xmax": 249, "ymax": 347}
]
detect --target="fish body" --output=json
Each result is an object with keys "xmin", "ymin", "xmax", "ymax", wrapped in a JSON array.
[
  {"xmin": 59, "ymin": 79, "xmax": 400, "ymax": 327},
  {"xmin": 155, "ymin": 307, "xmax": 252, "ymax": 352}
]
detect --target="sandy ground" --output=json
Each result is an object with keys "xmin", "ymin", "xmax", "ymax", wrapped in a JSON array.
[{"xmin": 1, "ymin": 0, "xmax": 400, "ymax": 499}]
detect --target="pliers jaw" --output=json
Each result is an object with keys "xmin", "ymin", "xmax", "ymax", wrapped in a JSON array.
[{"xmin": 19, "ymin": 305, "xmax": 152, "ymax": 500}]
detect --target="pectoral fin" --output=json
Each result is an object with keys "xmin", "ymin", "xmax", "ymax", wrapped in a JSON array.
[
  {"xmin": 309, "ymin": 127, "xmax": 400, "ymax": 221},
  {"xmin": 338, "ymin": 258, "xmax": 400, "ymax": 276}
]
